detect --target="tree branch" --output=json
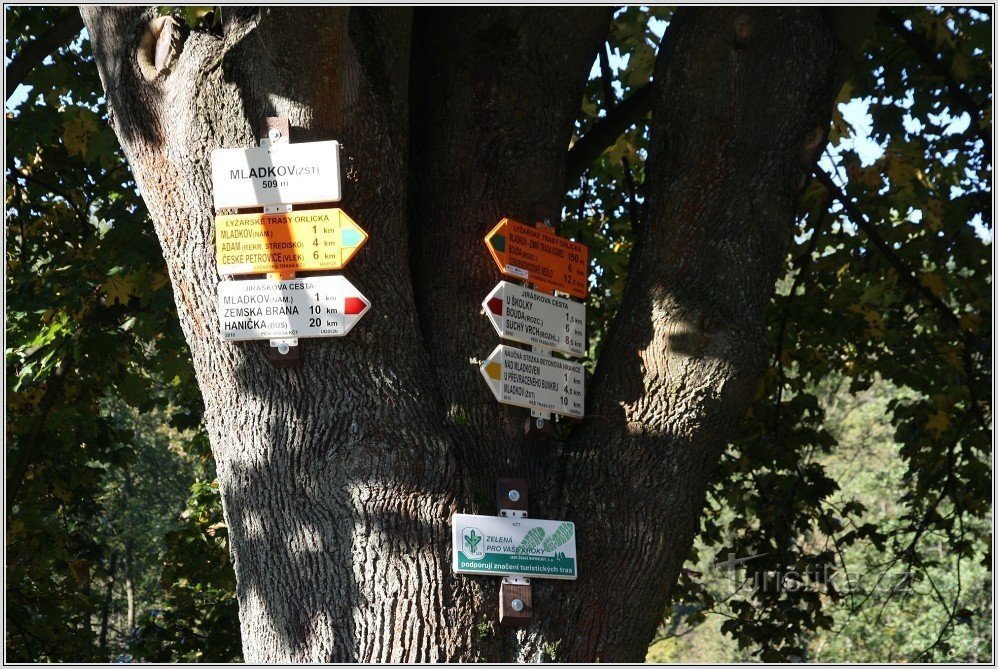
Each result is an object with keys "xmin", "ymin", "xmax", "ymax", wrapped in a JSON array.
[
  {"xmin": 597, "ymin": 42, "xmax": 645, "ymax": 238},
  {"xmin": 5, "ymin": 8, "xmax": 85, "ymax": 101},
  {"xmin": 621, "ymin": 156, "xmax": 644, "ymax": 238},
  {"xmin": 815, "ymin": 168, "xmax": 962, "ymax": 329},
  {"xmin": 771, "ymin": 198, "xmax": 833, "ymax": 439},
  {"xmin": 565, "ymin": 84, "xmax": 653, "ymax": 188},
  {"xmin": 597, "ymin": 42, "xmax": 616, "ymax": 109},
  {"xmin": 878, "ymin": 8, "xmax": 991, "ymax": 156},
  {"xmin": 559, "ymin": 9, "xmax": 844, "ymax": 659},
  {"xmin": 7, "ymin": 348, "xmax": 73, "ymax": 510},
  {"xmin": 818, "ymin": 167, "xmax": 989, "ymax": 430}
]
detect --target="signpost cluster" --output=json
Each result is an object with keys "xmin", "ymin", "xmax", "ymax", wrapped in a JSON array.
[
  {"xmin": 452, "ymin": 213, "xmax": 589, "ymax": 626},
  {"xmin": 211, "ymin": 128, "xmax": 584, "ymax": 628},
  {"xmin": 452, "ymin": 478, "xmax": 578, "ymax": 627},
  {"xmin": 210, "ymin": 118, "xmax": 370, "ymax": 364},
  {"xmin": 479, "ymin": 217, "xmax": 589, "ymax": 424}
]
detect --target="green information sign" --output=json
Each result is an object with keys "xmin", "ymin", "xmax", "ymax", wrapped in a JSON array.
[{"xmin": 452, "ymin": 513, "xmax": 578, "ymax": 580}]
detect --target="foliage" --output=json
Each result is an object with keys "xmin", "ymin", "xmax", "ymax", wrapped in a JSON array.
[
  {"xmin": 4, "ymin": 4, "xmax": 991, "ymax": 663},
  {"xmin": 647, "ymin": 376, "xmax": 992, "ymax": 662},
  {"xmin": 612, "ymin": 6, "xmax": 991, "ymax": 662},
  {"xmin": 130, "ymin": 477, "xmax": 242, "ymax": 662},
  {"xmin": 562, "ymin": 6, "xmax": 664, "ymax": 369},
  {"xmin": 91, "ymin": 398, "xmax": 207, "ymax": 655},
  {"xmin": 5, "ymin": 4, "xmax": 225, "ymax": 662}
]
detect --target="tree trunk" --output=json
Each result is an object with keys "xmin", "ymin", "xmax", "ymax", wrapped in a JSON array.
[
  {"xmin": 97, "ymin": 551, "xmax": 118, "ymax": 656},
  {"xmin": 123, "ymin": 469, "xmax": 135, "ymax": 635},
  {"xmin": 124, "ymin": 540, "xmax": 134, "ymax": 634},
  {"xmin": 81, "ymin": 7, "xmax": 841, "ymax": 662}
]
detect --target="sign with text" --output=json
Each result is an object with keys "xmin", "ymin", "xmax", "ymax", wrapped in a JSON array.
[
  {"xmin": 215, "ymin": 208, "xmax": 367, "ymax": 275},
  {"xmin": 483, "ymin": 281, "xmax": 586, "ymax": 357},
  {"xmin": 479, "ymin": 345, "xmax": 584, "ymax": 418},
  {"xmin": 210, "ymin": 140, "xmax": 341, "ymax": 209},
  {"xmin": 218, "ymin": 275, "xmax": 370, "ymax": 341},
  {"xmin": 484, "ymin": 218, "xmax": 589, "ymax": 299},
  {"xmin": 452, "ymin": 513, "xmax": 577, "ymax": 580}
]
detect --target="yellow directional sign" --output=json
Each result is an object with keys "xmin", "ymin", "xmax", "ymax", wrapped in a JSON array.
[{"xmin": 215, "ymin": 208, "xmax": 367, "ymax": 275}]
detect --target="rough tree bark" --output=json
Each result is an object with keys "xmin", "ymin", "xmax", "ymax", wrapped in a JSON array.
[{"xmin": 81, "ymin": 6, "xmax": 845, "ymax": 662}]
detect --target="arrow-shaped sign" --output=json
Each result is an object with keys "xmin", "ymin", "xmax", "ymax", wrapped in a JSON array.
[
  {"xmin": 483, "ymin": 281, "xmax": 586, "ymax": 357},
  {"xmin": 218, "ymin": 275, "xmax": 370, "ymax": 341},
  {"xmin": 215, "ymin": 208, "xmax": 367, "ymax": 275},
  {"xmin": 484, "ymin": 218, "xmax": 589, "ymax": 299},
  {"xmin": 479, "ymin": 344, "xmax": 584, "ymax": 418}
]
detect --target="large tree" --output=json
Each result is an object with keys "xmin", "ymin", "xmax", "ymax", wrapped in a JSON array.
[{"xmin": 6, "ymin": 5, "xmax": 977, "ymax": 662}]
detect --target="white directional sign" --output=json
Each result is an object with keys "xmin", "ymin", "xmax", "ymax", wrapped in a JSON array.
[
  {"xmin": 218, "ymin": 275, "xmax": 369, "ymax": 341},
  {"xmin": 210, "ymin": 140, "xmax": 341, "ymax": 209},
  {"xmin": 482, "ymin": 281, "xmax": 586, "ymax": 357},
  {"xmin": 480, "ymin": 345, "xmax": 584, "ymax": 418},
  {"xmin": 452, "ymin": 513, "xmax": 577, "ymax": 580}
]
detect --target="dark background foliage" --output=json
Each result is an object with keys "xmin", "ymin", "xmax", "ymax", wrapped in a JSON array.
[{"xmin": 5, "ymin": 5, "xmax": 991, "ymax": 662}]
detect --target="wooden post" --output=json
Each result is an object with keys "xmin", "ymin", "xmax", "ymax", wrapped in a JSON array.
[
  {"xmin": 496, "ymin": 477, "xmax": 529, "ymax": 516},
  {"xmin": 497, "ymin": 477, "xmax": 532, "ymax": 626},
  {"xmin": 524, "ymin": 202, "xmax": 557, "ymax": 440},
  {"xmin": 258, "ymin": 117, "xmax": 302, "ymax": 369}
]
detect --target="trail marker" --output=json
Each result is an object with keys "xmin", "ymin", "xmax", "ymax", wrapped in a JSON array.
[
  {"xmin": 479, "ymin": 344, "xmax": 584, "ymax": 419},
  {"xmin": 210, "ymin": 140, "xmax": 342, "ymax": 209},
  {"xmin": 452, "ymin": 513, "xmax": 577, "ymax": 580},
  {"xmin": 483, "ymin": 281, "xmax": 585, "ymax": 357},
  {"xmin": 210, "ymin": 118, "xmax": 369, "ymax": 369},
  {"xmin": 217, "ymin": 275, "xmax": 370, "ymax": 341},
  {"xmin": 484, "ymin": 218, "xmax": 588, "ymax": 299},
  {"xmin": 215, "ymin": 208, "xmax": 367, "ymax": 275}
]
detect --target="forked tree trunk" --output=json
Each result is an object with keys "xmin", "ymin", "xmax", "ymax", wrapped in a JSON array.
[{"xmin": 82, "ymin": 7, "xmax": 841, "ymax": 662}]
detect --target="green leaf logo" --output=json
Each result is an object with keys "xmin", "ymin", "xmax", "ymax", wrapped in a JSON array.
[{"xmin": 462, "ymin": 527, "xmax": 485, "ymax": 559}]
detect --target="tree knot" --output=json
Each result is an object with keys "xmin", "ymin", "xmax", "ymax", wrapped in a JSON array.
[
  {"xmin": 137, "ymin": 15, "xmax": 180, "ymax": 82},
  {"xmin": 732, "ymin": 13, "xmax": 754, "ymax": 49}
]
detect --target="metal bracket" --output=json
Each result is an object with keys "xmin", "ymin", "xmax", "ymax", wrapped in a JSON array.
[
  {"xmin": 498, "ymin": 508, "xmax": 527, "ymax": 519},
  {"xmin": 525, "ymin": 347, "xmax": 553, "ymax": 437},
  {"xmin": 257, "ymin": 117, "xmax": 302, "ymax": 369},
  {"xmin": 497, "ymin": 476, "xmax": 532, "ymax": 627},
  {"xmin": 259, "ymin": 119, "xmax": 288, "ymax": 148},
  {"xmin": 269, "ymin": 338, "xmax": 299, "ymax": 353},
  {"xmin": 267, "ymin": 337, "xmax": 300, "ymax": 367}
]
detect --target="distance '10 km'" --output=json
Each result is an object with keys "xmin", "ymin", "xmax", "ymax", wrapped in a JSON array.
[{"xmin": 218, "ymin": 275, "xmax": 370, "ymax": 340}]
